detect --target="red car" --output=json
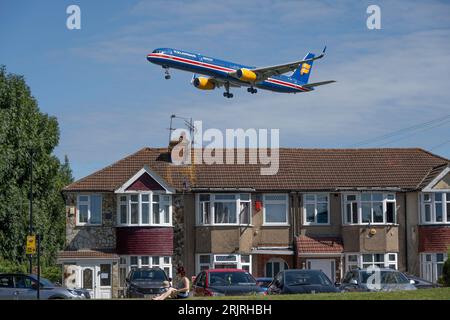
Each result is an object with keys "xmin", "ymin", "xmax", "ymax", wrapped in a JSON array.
[{"xmin": 192, "ymin": 269, "xmax": 265, "ymax": 297}]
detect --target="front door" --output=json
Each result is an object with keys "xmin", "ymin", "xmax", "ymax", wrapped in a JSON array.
[
  {"xmin": 307, "ymin": 259, "xmax": 335, "ymax": 282},
  {"xmin": 79, "ymin": 262, "xmax": 112, "ymax": 299},
  {"xmin": 81, "ymin": 267, "xmax": 95, "ymax": 298}
]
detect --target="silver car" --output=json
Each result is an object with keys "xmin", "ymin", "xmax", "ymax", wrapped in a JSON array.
[{"xmin": 0, "ymin": 273, "xmax": 88, "ymax": 300}]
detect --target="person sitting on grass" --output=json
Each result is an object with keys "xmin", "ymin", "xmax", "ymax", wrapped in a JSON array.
[{"xmin": 152, "ymin": 266, "xmax": 190, "ymax": 300}]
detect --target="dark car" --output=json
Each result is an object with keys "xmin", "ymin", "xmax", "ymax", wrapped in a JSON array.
[
  {"xmin": 256, "ymin": 277, "xmax": 273, "ymax": 292},
  {"xmin": 405, "ymin": 274, "xmax": 441, "ymax": 289},
  {"xmin": 126, "ymin": 267, "xmax": 170, "ymax": 298},
  {"xmin": 339, "ymin": 268, "xmax": 417, "ymax": 292},
  {"xmin": 0, "ymin": 273, "xmax": 88, "ymax": 300},
  {"xmin": 267, "ymin": 269, "xmax": 339, "ymax": 295},
  {"xmin": 192, "ymin": 269, "xmax": 265, "ymax": 297}
]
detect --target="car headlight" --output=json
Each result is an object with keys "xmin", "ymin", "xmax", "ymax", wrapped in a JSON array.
[{"xmin": 67, "ymin": 289, "xmax": 81, "ymax": 296}]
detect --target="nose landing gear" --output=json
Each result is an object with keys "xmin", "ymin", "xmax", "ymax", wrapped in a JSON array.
[
  {"xmin": 163, "ymin": 66, "xmax": 171, "ymax": 80},
  {"xmin": 223, "ymin": 82, "xmax": 234, "ymax": 98}
]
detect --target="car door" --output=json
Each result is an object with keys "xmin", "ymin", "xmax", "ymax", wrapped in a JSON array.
[
  {"xmin": 192, "ymin": 272, "xmax": 206, "ymax": 296},
  {"xmin": 0, "ymin": 275, "xmax": 17, "ymax": 300},
  {"xmin": 13, "ymin": 275, "xmax": 37, "ymax": 300}
]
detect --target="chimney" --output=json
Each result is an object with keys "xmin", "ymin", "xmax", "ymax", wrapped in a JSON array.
[{"xmin": 168, "ymin": 132, "xmax": 190, "ymax": 164}]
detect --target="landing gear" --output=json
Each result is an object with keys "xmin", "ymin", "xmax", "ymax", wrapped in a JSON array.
[
  {"xmin": 247, "ymin": 87, "xmax": 257, "ymax": 94},
  {"xmin": 223, "ymin": 82, "xmax": 233, "ymax": 98},
  {"xmin": 163, "ymin": 66, "xmax": 171, "ymax": 80}
]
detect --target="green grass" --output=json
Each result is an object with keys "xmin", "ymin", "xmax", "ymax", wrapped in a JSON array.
[{"xmin": 189, "ymin": 287, "xmax": 450, "ymax": 300}]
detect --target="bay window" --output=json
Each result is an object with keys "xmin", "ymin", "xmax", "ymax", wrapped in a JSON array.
[
  {"xmin": 197, "ymin": 194, "xmax": 251, "ymax": 225},
  {"xmin": 117, "ymin": 193, "xmax": 172, "ymax": 226},
  {"xmin": 77, "ymin": 194, "xmax": 102, "ymax": 225},
  {"xmin": 421, "ymin": 192, "xmax": 450, "ymax": 224},
  {"xmin": 345, "ymin": 253, "xmax": 398, "ymax": 271},
  {"xmin": 263, "ymin": 194, "xmax": 289, "ymax": 225},
  {"xmin": 303, "ymin": 194, "xmax": 329, "ymax": 225},
  {"xmin": 343, "ymin": 193, "xmax": 397, "ymax": 225},
  {"xmin": 196, "ymin": 253, "xmax": 252, "ymax": 274},
  {"xmin": 122, "ymin": 255, "xmax": 172, "ymax": 277}
]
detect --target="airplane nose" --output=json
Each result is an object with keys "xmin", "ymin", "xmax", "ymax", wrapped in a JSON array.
[{"xmin": 147, "ymin": 54, "xmax": 154, "ymax": 62}]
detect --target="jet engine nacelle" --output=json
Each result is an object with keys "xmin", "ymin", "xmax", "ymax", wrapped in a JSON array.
[
  {"xmin": 193, "ymin": 77, "xmax": 215, "ymax": 90},
  {"xmin": 236, "ymin": 68, "xmax": 257, "ymax": 82}
]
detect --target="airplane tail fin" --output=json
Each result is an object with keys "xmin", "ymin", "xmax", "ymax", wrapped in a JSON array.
[{"xmin": 291, "ymin": 53, "xmax": 315, "ymax": 84}]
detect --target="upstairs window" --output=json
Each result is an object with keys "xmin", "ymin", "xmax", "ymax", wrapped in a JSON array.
[
  {"xmin": 117, "ymin": 193, "xmax": 171, "ymax": 226},
  {"xmin": 343, "ymin": 193, "xmax": 396, "ymax": 225},
  {"xmin": 77, "ymin": 194, "xmax": 102, "ymax": 225},
  {"xmin": 303, "ymin": 194, "xmax": 329, "ymax": 225},
  {"xmin": 421, "ymin": 192, "xmax": 450, "ymax": 224},
  {"xmin": 197, "ymin": 194, "xmax": 251, "ymax": 225},
  {"xmin": 263, "ymin": 194, "xmax": 289, "ymax": 225}
]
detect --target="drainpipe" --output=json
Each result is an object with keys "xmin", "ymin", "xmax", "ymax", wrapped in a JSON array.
[
  {"xmin": 292, "ymin": 192, "xmax": 298, "ymax": 269},
  {"xmin": 404, "ymin": 192, "xmax": 409, "ymax": 273}
]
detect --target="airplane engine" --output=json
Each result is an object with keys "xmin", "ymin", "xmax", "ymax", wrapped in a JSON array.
[
  {"xmin": 192, "ymin": 77, "xmax": 215, "ymax": 90},
  {"xmin": 236, "ymin": 68, "xmax": 257, "ymax": 82}
]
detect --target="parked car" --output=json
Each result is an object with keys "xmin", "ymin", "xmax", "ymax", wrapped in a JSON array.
[
  {"xmin": 404, "ymin": 274, "xmax": 441, "ymax": 289},
  {"xmin": 256, "ymin": 277, "xmax": 273, "ymax": 292},
  {"xmin": 126, "ymin": 267, "xmax": 170, "ymax": 298},
  {"xmin": 0, "ymin": 273, "xmax": 88, "ymax": 300},
  {"xmin": 339, "ymin": 268, "xmax": 417, "ymax": 292},
  {"xmin": 267, "ymin": 269, "xmax": 339, "ymax": 295},
  {"xmin": 192, "ymin": 269, "xmax": 265, "ymax": 296}
]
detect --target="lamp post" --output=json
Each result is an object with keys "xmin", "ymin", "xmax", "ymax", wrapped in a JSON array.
[{"xmin": 28, "ymin": 149, "xmax": 34, "ymax": 274}]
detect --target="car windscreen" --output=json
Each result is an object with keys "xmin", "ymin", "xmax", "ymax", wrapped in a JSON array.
[
  {"xmin": 131, "ymin": 270, "xmax": 167, "ymax": 281},
  {"xmin": 208, "ymin": 272, "xmax": 256, "ymax": 286},
  {"xmin": 29, "ymin": 275, "xmax": 55, "ymax": 288},
  {"xmin": 285, "ymin": 271, "xmax": 332, "ymax": 286},
  {"xmin": 360, "ymin": 271, "xmax": 409, "ymax": 284}
]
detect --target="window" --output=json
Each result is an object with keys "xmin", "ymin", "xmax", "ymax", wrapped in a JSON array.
[
  {"xmin": 197, "ymin": 194, "xmax": 251, "ymax": 225},
  {"xmin": 265, "ymin": 258, "xmax": 288, "ymax": 278},
  {"xmin": 122, "ymin": 256, "xmax": 172, "ymax": 278},
  {"xmin": 421, "ymin": 253, "xmax": 448, "ymax": 283},
  {"xmin": 77, "ymin": 194, "xmax": 102, "ymax": 225},
  {"xmin": 421, "ymin": 193, "xmax": 450, "ymax": 224},
  {"xmin": 345, "ymin": 253, "xmax": 398, "ymax": 271},
  {"xmin": 343, "ymin": 193, "xmax": 396, "ymax": 225},
  {"xmin": 196, "ymin": 254, "xmax": 252, "ymax": 274},
  {"xmin": 264, "ymin": 194, "xmax": 288, "ymax": 225},
  {"xmin": 100, "ymin": 264, "xmax": 111, "ymax": 287},
  {"xmin": 303, "ymin": 194, "xmax": 329, "ymax": 225},
  {"xmin": 117, "ymin": 193, "xmax": 172, "ymax": 226}
]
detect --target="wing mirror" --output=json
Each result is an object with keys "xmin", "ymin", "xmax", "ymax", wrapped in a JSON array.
[{"xmin": 409, "ymin": 279, "xmax": 416, "ymax": 285}]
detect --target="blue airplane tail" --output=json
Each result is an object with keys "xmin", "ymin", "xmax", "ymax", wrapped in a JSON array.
[{"xmin": 291, "ymin": 53, "xmax": 315, "ymax": 84}]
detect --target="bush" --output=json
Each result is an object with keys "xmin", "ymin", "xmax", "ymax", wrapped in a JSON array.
[
  {"xmin": 0, "ymin": 257, "xmax": 27, "ymax": 273},
  {"xmin": 42, "ymin": 265, "xmax": 62, "ymax": 284},
  {"xmin": 442, "ymin": 251, "xmax": 450, "ymax": 287}
]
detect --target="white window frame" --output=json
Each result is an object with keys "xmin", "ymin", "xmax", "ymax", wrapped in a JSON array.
[
  {"xmin": 303, "ymin": 193, "xmax": 330, "ymax": 225},
  {"xmin": 122, "ymin": 255, "xmax": 173, "ymax": 278},
  {"xmin": 420, "ymin": 192, "xmax": 450, "ymax": 225},
  {"xmin": 76, "ymin": 194, "xmax": 102, "ymax": 226},
  {"xmin": 263, "ymin": 194, "xmax": 289, "ymax": 226},
  {"xmin": 196, "ymin": 194, "xmax": 251, "ymax": 226},
  {"xmin": 116, "ymin": 193, "xmax": 172, "ymax": 227},
  {"xmin": 345, "ymin": 253, "xmax": 398, "ymax": 271},
  {"xmin": 342, "ymin": 193, "xmax": 397, "ymax": 225},
  {"xmin": 195, "ymin": 254, "xmax": 252, "ymax": 274},
  {"xmin": 265, "ymin": 257, "xmax": 289, "ymax": 278},
  {"xmin": 420, "ymin": 252, "xmax": 448, "ymax": 283}
]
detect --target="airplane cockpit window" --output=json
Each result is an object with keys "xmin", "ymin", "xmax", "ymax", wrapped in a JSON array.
[{"xmin": 152, "ymin": 49, "xmax": 162, "ymax": 53}]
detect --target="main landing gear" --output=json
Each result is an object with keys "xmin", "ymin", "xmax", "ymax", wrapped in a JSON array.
[
  {"xmin": 163, "ymin": 66, "xmax": 171, "ymax": 80},
  {"xmin": 247, "ymin": 87, "xmax": 257, "ymax": 94},
  {"xmin": 223, "ymin": 82, "xmax": 233, "ymax": 98}
]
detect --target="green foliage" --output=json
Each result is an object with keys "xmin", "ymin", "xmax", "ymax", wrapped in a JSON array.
[
  {"xmin": 442, "ymin": 249, "xmax": 450, "ymax": 287},
  {"xmin": 0, "ymin": 65, "xmax": 73, "ymax": 269},
  {"xmin": 41, "ymin": 265, "xmax": 63, "ymax": 284}
]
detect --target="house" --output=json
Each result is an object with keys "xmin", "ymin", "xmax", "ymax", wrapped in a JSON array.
[{"xmin": 57, "ymin": 147, "xmax": 450, "ymax": 298}]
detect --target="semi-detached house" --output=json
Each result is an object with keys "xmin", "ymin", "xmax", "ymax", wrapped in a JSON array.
[{"xmin": 57, "ymin": 147, "xmax": 450, "ymax": 298}]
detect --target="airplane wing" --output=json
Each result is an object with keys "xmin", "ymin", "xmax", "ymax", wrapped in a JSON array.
[
  {"xmin": 229, "ymin": 47, "xmax": 328, "ymax": 82},
  {"xmin": 210, "ymin": 77, "xmax": 241, "ymax": 88},
  {"xmin": 302, "ymin": 80, "xmax": 336, "ymax": 89}
]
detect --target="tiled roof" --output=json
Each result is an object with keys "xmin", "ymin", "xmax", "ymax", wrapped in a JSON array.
[
  {"xmin": 417, "ymin": 163, "xmax": 449, "ymax": 189},
  {"xmin": 63, "ymin": 147, "xmax": 449, "ymax": 192},
  {"xmin": 297, "ymin": 235, "xmax": 343, "ymax": 254},
  {"xmin": 57, "ymin": 249, "xmax": 119, "ymax": 260}
]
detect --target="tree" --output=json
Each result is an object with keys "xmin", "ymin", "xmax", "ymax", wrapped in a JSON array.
[
  {"xmin": 0, "ymin": 65, "xmax": 73, "ymax": 269},
  {"xmin": 442, "ymin": 249, "xmax": 450, "ymax": 287}
]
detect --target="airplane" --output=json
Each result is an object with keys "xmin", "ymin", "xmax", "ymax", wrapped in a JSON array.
[{"xmin": 146, "ymin": 47, "xmax": 335, "ymax": 98}]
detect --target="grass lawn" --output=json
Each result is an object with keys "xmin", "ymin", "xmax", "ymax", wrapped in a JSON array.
[{"xmin": 189, "ymin": 287, "xmax": 450, "ymax": 300}]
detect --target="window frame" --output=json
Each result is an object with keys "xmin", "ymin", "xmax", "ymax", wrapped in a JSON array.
[
  {"xmin": 76, "ymin": 194, "xmax": 103, "ymax": 226},
  {"xmin": 196, "ymin": 193, "xmax": 252, "ymax": 226},
  {"xmin": 121, "ymin": 255, "xmax": 173, "ymax": 278},
  {"xmin": 195, "ymin": 253, "xmax": 252, "ymax": 274},
  {"xmin": 420, "ymin": 192, "xmax": 450, "ymax": 225},
  {"xmin": 263, "ymin": 194, "xmax": 289, "ymax": 226},
  {"xmin": 420, "ymin": 252, "xmax": 448, "ymax": 283},
  {"xmin": 302, "ymin": 193, "xmax": 330, "ymax": 225},
  {"xmin": 345, "ymin": 252, "xmax": 398, "ymax": 271},
  {"xmin": 342, "ymin": 192, "xmax": 397, "ymax": 225},
  {"xmin": 116, "ymin": 192, "xmax": 172, "ymax": 227}
]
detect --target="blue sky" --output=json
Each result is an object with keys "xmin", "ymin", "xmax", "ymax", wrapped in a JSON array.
[{"xmin": 1, "ymin": 0, "xmax": 449, "ymax": 179}]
